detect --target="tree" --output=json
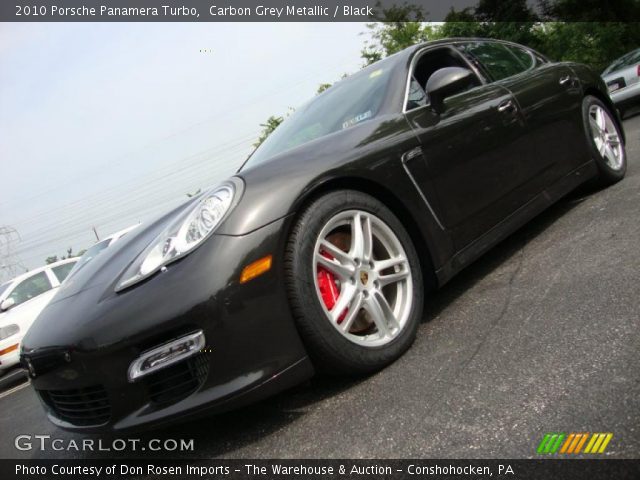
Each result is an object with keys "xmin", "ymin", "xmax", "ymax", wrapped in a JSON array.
[
  {"xmin": 540, "ymin": 0, "xmax": 640, "ymax": 22},
  {"xmin": 441, "ymin": 0, "xmax": 640, "ymax": 72},
  {"xmin": 440, "ymin": 0, "xmax": 540, "ymax": 49},
  {"xmin": 316, "ymin": 83, "xmax": 332, "ymax": 94},
  {"xmin": 45, "ymin": 255, "xmax": 58, "ymax": 265},
  {"xmin": 360, "ymin": 1, "xmax": 441, "ymax": 65}
]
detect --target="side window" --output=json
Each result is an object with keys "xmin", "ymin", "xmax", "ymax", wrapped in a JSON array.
[
  {"xmin": 504, "ymin": 45, "xmax": 535, "ymax": 70},
  {"xmin": 458, "ymin": 42, "xmax": 529, "ymax": 81},
  {"xmin": 406, "ymin": 76, "xmax": 428, "ymax": 110},
  {"xmin": 7, "ymin": 272, "xmax": 52, "ymax": 307},
  {"xmin": 405, "ymin": 46, "xmax": 482, "ymax": 111},
  {"xmin": 52, "ymin": 262, "xmax": 75, "ymax": 283}
]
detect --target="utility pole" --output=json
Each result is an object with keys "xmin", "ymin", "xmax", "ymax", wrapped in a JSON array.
[{"xmin": 92, "ymin": 226, "xmax": 100, "ymax": 242}]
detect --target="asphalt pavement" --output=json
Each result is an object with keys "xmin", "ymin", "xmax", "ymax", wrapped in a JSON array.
[{"xmin": 1, "ymin": 115, "xmax": 639, "ymax": 460}]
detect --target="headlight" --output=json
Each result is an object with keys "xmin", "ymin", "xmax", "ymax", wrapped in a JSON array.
[
  {"xmin": 116, "ymin": 181, "xmax": 238, "ymax": 291},
  {"xmin": 0, "ymin": 324, "xmax": 20, "ymax": 340}
]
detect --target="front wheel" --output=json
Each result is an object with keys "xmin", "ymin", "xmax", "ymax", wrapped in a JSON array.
[
  {"xmin": 285, "ymin": 190, "xmax": 424, "ymax": 375},
  {"xmin": 583, "ymin": 96, "xmax": 626, "ymax": 186}
]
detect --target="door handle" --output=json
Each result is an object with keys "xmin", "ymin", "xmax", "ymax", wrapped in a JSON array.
[
  {"xmin": 402, "ymin": 146, "xmax": 423, "ymax": 163},
  {"xmin": 559, "ymin": 75, "xmax": 572, "ymax": 86},
  {"xmin": 498, "ymin": 99, "xmax": 516, "ymax": 113}
]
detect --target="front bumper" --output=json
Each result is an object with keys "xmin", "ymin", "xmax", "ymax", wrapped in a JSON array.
[
  {"xmin": 0, "ymin": 336, "xmax": 21, "ymax": 370},
  {"xmin": 21, "ymin": 216, "xmax": 313, "ymax": 432}
]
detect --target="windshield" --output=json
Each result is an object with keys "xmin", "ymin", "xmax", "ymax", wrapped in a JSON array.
[
  {"xmin": 603, "ymin": 48, "xmax": 640, "ymax": 75},
  {"xmin": 0, "ymin": 282, "xmax": 10, "ymax": 299},
  {"xmin": 244, "ymin": 57, "xmax": 396, "ymax": 168}
]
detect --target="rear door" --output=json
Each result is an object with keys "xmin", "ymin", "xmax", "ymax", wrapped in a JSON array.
[{"xmin": 458, "ymin": 41, "xmax": 585, "ymax": 185}]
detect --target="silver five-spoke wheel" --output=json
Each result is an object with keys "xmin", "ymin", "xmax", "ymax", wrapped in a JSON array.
[
  {"xmin": 588, "ymin": 104, "xmax": 624, "ymax": 171},
  {"xmin": 312, "ymin": 210, "xmax": 413, "ymax": 347}
]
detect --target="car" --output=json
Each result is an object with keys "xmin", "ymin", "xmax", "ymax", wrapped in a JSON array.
[
  {"xmin": 21, "ymin": 38, "xmax": 626, "ymax": 432},
  {"xmin": 0, "ymin": 258, "xmax": 78, "ymax": 375},
  {"xmin": 602, "ymin": 47, "xmax": 640, "ymax": 118},
  {"xmin": 66, "ymin": 224, "xmax": 140, "ymax": 280}
]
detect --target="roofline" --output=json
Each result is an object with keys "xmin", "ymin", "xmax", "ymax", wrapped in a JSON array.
[{"xmin": 405, "ymin": 37, "xmax": 537, "ymax": 54}]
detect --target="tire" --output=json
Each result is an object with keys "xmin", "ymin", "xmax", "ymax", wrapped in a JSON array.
[
  {"xmin": 582, "ymin": 95, "xmax": 627, "ymax": 186},
  {"xmin": 284, "ymin": 190, "xmax": 424, "ymax": 375}
]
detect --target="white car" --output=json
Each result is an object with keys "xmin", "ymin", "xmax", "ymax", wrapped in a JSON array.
[
  {"xmin": 602, "ymin": 47, "xmax": 640, "ymax": 118},
  {"xmin": 0, "ymin": 258, "xmax": 78, "ymax": 374}
]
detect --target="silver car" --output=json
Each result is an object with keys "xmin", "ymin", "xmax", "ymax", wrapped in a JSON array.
[{"xmin": 602, "ymin": 48, "xmax": 640, "ymax": 118}]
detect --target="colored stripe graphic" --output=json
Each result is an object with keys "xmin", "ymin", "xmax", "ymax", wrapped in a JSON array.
[
  {"xmin": 538, "ymin": 433, "xmax": 613, "ymax": 454},
  {"xmin": 584, "ymin": 433, "xmax": 614, "ymax": 453},
  {"xmin": 574, "ymin": 433, "xmax": 589, "ymax": 453},
  {"xmin": 537, "ymin": 434, "xmax": 552, "ymax": 454}
]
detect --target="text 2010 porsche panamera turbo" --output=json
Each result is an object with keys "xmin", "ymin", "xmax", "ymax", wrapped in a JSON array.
[{"xmin": 22, "ymin": 38, "xmax": 626, "ymax": 432}]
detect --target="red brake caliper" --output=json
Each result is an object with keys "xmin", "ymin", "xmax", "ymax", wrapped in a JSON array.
[{"xmin": 317, "ymin": 251, "xmax": 347, "ymax": 323}]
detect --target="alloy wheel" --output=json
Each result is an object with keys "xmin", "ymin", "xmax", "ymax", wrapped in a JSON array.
[
  {"xmin": 588, "ymin": 104, "xmax": 624, "ymax": 171},
  {"xmin": 312, "ymin": 210, "xmax": 413, "ymax": 347}
]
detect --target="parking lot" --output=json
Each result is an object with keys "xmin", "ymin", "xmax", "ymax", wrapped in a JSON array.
[{"xmin": 1, "ymin": 115, "xmax": 639, "ymax": 460}]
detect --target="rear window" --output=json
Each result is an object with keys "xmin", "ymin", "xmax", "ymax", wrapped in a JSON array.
[
  {"xmin": 604, "ymin": 49, "xmax": 640, "ymax": 75},
  {"xmin": 52, "ymin": 262, "xmax": 76, "ymax": 283},
  {"xmin": 458, "ymin": 41, "xmax": 531, "ymax": 81},
  {"xmin": 504, "ymin": 44, "xmax": 535, "ymax": 70}
]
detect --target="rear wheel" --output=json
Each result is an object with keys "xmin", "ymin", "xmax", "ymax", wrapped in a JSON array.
[
  {"xmin": 285, "ymin": 190, "xmax": 424, "ymax": 375},
  {"xmin": 583, "ymin": 96, "xmax": 626, "ymax": 185}
]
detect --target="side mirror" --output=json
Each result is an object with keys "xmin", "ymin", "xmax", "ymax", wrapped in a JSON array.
[
  {"xmin": 426, "ymin": 67, "xmax": 476, "ymax": 113},
  {"xmin": 1, "ymin": 298, "xmax": 16, "ymax": 311}
]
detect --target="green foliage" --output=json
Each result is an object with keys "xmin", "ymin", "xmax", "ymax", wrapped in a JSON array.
[
  {"xmin": 45, "ymin": 256, "xmax": 58, "ymax": 265},
  {"xmin": 539, "ymin": 0, "xmax": 640, "ymax": 22},
  {"xmin": 360, "ymin": 1, "xmax": 443, "ymax": 66},
  {"xmin": 441, "ymin": 0, "xmax": 540, "ymax": 48},
  {"xmin": 442, "ymin": 0, "xmax": 640, "ymax": 72},
  {"xmin": 537, "ymin": 22, "xmax": 640, "ymax": 72},
  {"xmin": 316, "ymin": 83, "xmax": 332, "ymax": 94}
]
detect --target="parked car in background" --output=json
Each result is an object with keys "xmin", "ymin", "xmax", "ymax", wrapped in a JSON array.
[
  {"xmin": 66, "ymin": 224, "xmax": 140, "ymax": 279},
  {"xmin": 0, "ymin": 258, "xmax": 78, "ymax": 375},
  {"xmin": 602, "ymin": 47, "xmax": 640, "ymax": 118}
]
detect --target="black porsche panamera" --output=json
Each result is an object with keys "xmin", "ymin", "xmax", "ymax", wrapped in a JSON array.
[{"xmin": 20, "ymin": 38, "xmax": 626, "ymax": 432}]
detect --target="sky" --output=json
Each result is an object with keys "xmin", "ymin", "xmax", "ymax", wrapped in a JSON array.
[{"xmin": 0, "ymin": 22, "xmax": 368, "ymax": 279}]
